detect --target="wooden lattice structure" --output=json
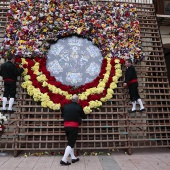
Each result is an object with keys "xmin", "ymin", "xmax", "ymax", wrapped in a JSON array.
[{"xmin": 0, "ymin": 0, "xmax": 170, "ymax": 156}]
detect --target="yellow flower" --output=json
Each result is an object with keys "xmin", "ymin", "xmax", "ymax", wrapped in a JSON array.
[
  {"xmin": 42, "ymin": 81, "xmax": 48, "ymax": 87},
  {"xmin": 83, "ymin": 106, "xmax": 92, "ymax": 114},
  {"xmin": 97, "ymin": 82, "xmax": 105, "ymax": 88},
  {"xmin": 115, "ymin": 64, "xmax": 121, "ymax": 69},
  {"xmin": 32, "ymin": 89, "xmax": 41, "ymax": 100},
  {"xmin": 66, "ymin": 94, "xmax": 72, "ymax": 100},
  {"xmin": 34, "ymin": 70, "xmax": 42, "ymax": 75},
  {"xmin": 95, "ymin": 101, "xmax": 102, "ymax": 107},
  {"xmin": 110, "ymin": 82, "xmax": 117, "ymax": 89},
  {"xmin": 107, "ymin": 88, "xmax": 114, "ymax": 94},
  {"xmin": 105, "ymin": 93, "xmax": 112, "ymax": 100},
  {"xmin": 115, "ymin": 69, "xmax": 122, "ymax": 77},
  {"xmin": 33, "ymin": 97, "xmax": 39, "ymax": 102},
  {"xmin": 112, "ymin": 76, "xmax": 118, "ymax": 83},
  {"xmin": 43, "ymin": 28, "xmax": 48, "ymax": 32},
  {"xmin": 106, "ymin": 65, "xmax": 111, "ymax": 71},
  {"xmin": 77, "ymin": 27, "xmax": 83, "ymax": 34},
  {"xmin": 52, "ymin": 87, "xmax": 59, "ymax": 93},
  {"xmin": 61, "ymin": 91, "xmax": 68, "ymax": 96},
  {"xmin": 37, "ymin": 75, "xmax": 47, "ymax": 82},
  {"xmin": 101, "ymin": 24, "xmax": 106, "ymax": 28},
  {"xmin": 53, "ymin": 104, "xmax": 61, "ymax": 110},
  {"xmin": 18, "ymin": 45, "xmax": 23, "ymax": 50},
  {"xmin": 21, "ymin": 58, "xmax": 28, "ymax": 65},
  {"xmin": 22, "ymin": 68, "xmax": 28, "ymax": 76},
  {"xmin": 100, "ymin": 97, "xmax": 107, "ymax": 102},
  {"xmin": 40, "ymin": 93, "xmax": 50, "ymax": 102},
  {"xmin": 23, "ymin": 75, "xmax": 30, "ymax": 81},
  {"xmin": 48, "ymin": 85, "xmax": 56, "ymax": 92},
  {"xmin": 103, "ymin": 76, "xmax": 109, "ymax": 83},
  {"xmin": 89, "ymin": 101, "xmax": 101, "ymax": 108},
  {"xmin": 21, "ymin": 82, "xmax": 28, "ymax": 88},
  {"xmin": 115, "ymin": 59, "xmax": 120, "ymax": 64},
  {"xmin": 79, "ymin": 93, "xmax": 88, "ymax": 100},
  {"xmin": 27, "ymin": 89, "xmax": 34, "ymax": 96},
  {"xmin": 47, "ymin": 101, "xmax": 53, "ymax": 109},
  {"xmin": 41, "ymin": 101, "xmax": 47, "ymax": 107},
  {"xmin": 96, "ymin": 87, "xmax": 104, "ymax": 94},
  {"xmin": 32, "ymin": 67, "xmax": 39, "ymax": 72},
  {"xmin": 26, "ymin": 81, "xmax": 32, "ymax": 86}
]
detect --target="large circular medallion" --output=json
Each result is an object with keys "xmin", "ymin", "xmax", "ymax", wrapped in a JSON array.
[{"xmin": 47, "ymin": 36, "xmax": 103, "ymax": 86}]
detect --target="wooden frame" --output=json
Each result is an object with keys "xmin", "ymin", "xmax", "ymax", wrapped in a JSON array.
[{"xmin": 0, "ymin": 0, "xmax": 170, "ymax": 157}]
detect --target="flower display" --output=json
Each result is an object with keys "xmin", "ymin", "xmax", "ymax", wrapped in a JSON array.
[
  {"xmin": 1, "ymin": 0, "xmax": 144, "ymax": 113},
  {"xmin": 1, "ymin": 0, "xmax": 144, "ymax": 61},
  {"xmin": 16, "ymin": 56, "xmax": 124, "ymax": 113},
  {"xmin": 0, "ymin": 112, "xmax": 7, "ymax": 132}
]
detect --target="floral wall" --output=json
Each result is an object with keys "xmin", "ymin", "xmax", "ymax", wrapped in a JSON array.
[{"xmin": 0, "ymin": 0, "xmax": 144, "ymax": 113}]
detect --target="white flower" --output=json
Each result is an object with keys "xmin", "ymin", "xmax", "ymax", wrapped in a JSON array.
[{"xmin": 0, "ymin": 113, "xmax": 7, "ymax": 122}]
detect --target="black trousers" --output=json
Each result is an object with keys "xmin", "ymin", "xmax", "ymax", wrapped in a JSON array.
[
  {"xmin": 64, "ymin": 127, "xmax": 79, "ymax": 148},
  {"xmin": 128, "ymin": 82, "xmax": 140, "ymax": 102},
  {"xmin": 3, "ymin": 81, "xmax": 16, "ymax": 98}
]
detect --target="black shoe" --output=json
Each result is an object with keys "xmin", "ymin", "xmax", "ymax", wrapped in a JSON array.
[
  {"xmin": 60, "ymin": 160, "xmax": 71, "ymax": 166},
  {"xmin": 7, "ymin": 110, "xmax": 16, "ymax": 113},
  {"xmin": 72, "ymin": 158, "xmax": 79, "ymax": 163},
  {"xmin": 1, "ymin": 110, "xmax": 7, "ymax": 113},
  {"xmin": 128, "ymin": 110, "xmax": 136, "ymax": 113},
  {"xmin": 138, "ymin": 108, "xmax": 146, "ymax": 112}
]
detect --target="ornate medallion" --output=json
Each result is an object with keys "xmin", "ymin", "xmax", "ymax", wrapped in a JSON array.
[{"xmin": 47, "ymin": 36, "xmax": 103, "ymax": 86}]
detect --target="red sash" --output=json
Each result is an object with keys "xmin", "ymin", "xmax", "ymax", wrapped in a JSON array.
[
  {"xmin": 127, "ymin": 79, "xmax": 137, "ymax": 86},
  {"xmin": 64, "ymin": 121, "xmax": 79, "ymax": 127},
  {"xmin": 4, "ymin": 78, "xmax": 15, "ymax": 82}
]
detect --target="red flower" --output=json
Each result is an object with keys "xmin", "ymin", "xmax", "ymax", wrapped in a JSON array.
[
  {"xmin": 79, "ymin": 100, "xmax": 89, "ymax": 107},
  {"xmin": 120, "ymin": 59, "xmax": 125, "ymax": 64},
  {"xmin": 31, "ymin": 80, "xmax": 40, "ymax": 88},
  {"xmin": 88, "ymin": 94, "xmax": 100, "ymax": 101},
  {"xmin": 22, "ymin": 64, "xmax": 27, "ymax": 68},
  {"xmin": 27, "ymin": 69, "xmax": 34, "ymax": 76},
  {"xmin": 30, "ymin": 74, "xmax": 37, "ymax": 80},
  {"xmin": 61, "ymin": 99, "xmax": 71, "ymax": 107},
  {"xmin": 15, "ymin": 57, "xmax": 21, "ymax": 63},
  {"xmin": 39, "ymin": 86, "xmax": 48, "ymax": 93},
  {"xmin": 48, "ymin": 76, "xmax": 56, "ymax": 82},
  {"xmin": 26, "ymin": 59, "xmax": 35, "ymax": 67},
  {"xmin": 34, "ymin": 57, "xmax": 41, "ymax": 63},
  {"xmin": 110, "ymin": 58, "xmax": 115, "ymax": 66}
]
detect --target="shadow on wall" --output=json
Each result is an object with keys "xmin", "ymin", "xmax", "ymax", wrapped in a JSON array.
[{"xmin": 164, "ymin": 47, "xmax": 170, "ymax": 84}]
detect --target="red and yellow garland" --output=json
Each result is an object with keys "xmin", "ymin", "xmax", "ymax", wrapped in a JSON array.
[{"xmin": 15, "ymin": 57, "xmax": 124, "ymax": 113}]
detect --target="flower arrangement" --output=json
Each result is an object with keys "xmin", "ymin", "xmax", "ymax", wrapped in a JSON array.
[
  {"xmin": 15, "ymin": 56, "xmax": 124, "ymax": 113},
  {"xmin": 1, "ymin": 1, "xmax": 144, "ymax": 113},
  {"xmin": 0, "ymin": 112, "xmax": 7, "ymax": 132},
  {"xmin": 1, "ymin": 1, "xmax": 144, "ymax": 61}
]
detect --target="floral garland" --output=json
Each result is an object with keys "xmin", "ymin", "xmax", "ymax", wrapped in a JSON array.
[
  {"xmin": 15, "ymin": 57, "xmax": 124, "ymax": 113},
  {"xmin": 1, "ymin": 1, "xmax": 144, "ymax": 113}
]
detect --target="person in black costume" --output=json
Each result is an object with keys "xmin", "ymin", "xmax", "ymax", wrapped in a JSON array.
[
  {"xmin": 60, "ymin": 94, "xmax": 86, "ymax": 166},
  {"xmin": 123, "ymin": 59, "xmax": 145, "ymax": 113},
  {"xmin": 0, "ymin": 54, "xmax": 24, "ymax": 113}
]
